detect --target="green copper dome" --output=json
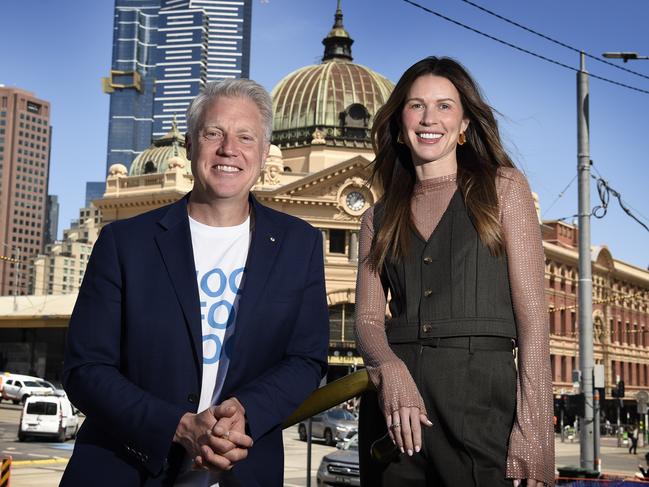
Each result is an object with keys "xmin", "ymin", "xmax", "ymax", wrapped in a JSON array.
[
  {"xmin": 270, "ymin": 2, "xmax": 394, "ymax": 149},
  {"xmin": 129, "ymin": 121, "xmax": 191, "ymax": 176}
]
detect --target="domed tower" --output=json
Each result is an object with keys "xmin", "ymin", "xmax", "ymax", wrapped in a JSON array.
[
  {"xmin": 271, "ymin": 1, "xmax": 394, "ymax": 173},
  {"xmin": 129, "ymin": 119, "xmax": 191, "ymax": 176}
]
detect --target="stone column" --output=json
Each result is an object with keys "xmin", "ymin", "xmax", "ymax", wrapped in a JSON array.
[{"xmin": 349, "ymin": 231, "xmax": 358, "ymax": 263}]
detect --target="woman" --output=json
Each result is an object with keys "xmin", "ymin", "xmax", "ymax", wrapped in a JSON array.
[{"xmin": 355, "ymin": 57, "xmax": 554, "ymax": 486}]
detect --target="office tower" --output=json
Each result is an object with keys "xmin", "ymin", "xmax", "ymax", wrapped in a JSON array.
[
  {"xmin": 85, "ymin": 181, "xmax": 106, "ymax": 208},
  {"xmin": 152, "ymin": 0, "xmax": 253, "ymax": 138},
  {"xmin": 44, "ymin": 194, "xmax": 59, "ymax": 245},
  {"xmin": 31, "ymin": 206, "xmax": 101, "ymax": 296},
  {"xmin": 104, "ymin": 0, "xmax": 252, "ymax": 172},
  {"xmin": 103, "ymin": 0, "xmax": 160, "ymax": 173},
  {"xmin": 0, "ymin": 86, "xmax": 52, "ymax": 296}
]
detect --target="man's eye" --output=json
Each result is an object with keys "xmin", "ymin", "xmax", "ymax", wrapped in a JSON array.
[
  {"xmin": 204, "ymin": 130, "xmax": 221, "ymax": 140},
  {"xmin": 439, "ymin": 103, "xmax": 450, "ymax": 110}
]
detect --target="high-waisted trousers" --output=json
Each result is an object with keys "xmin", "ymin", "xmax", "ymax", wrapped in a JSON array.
[{"xmin": 359, "ymin": 338, "xmax": 517, "ymax": 487}]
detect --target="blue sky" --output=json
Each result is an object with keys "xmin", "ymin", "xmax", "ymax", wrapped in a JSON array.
[{"xmin": 1, "ymin": 0, "xmax": 647, "ymax": 269}]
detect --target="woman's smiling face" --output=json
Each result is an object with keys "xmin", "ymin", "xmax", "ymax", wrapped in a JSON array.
[{"xmin": 400, "ymin": 74, "xmax": 469, "ymax": 169}]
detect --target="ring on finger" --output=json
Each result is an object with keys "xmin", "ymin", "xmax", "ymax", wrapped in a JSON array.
[{"xmin": 389, "ymin": 423, "xmax": 401, "ymax": 430}]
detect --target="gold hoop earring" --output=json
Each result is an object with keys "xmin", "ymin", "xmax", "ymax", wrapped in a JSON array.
[
  {"xmin": 397, "ymin": 133, "xmax": 404, "ymax": 144},
  {"xmin": 458, "ymin": 132, "xmax": 466, "ymax": 146}
]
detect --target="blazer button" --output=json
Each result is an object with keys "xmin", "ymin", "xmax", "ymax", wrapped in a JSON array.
[
  {"xmin": 422, "ymin": 325, "xmax": 432, "ymax": 333},
  {"xmin": 424, "ymin": 289, "xmax": 433, "ymax": 297},
  {"xmin": 423, "ymin": 256, "xmax": 433, "ymax": 264},
  {"xmin": 187, "ymin": 394, "xmax": 198, "ymax": 404}
]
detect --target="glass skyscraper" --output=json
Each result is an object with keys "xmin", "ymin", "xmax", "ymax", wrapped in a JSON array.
[
  {"xmin": 104, "ymin": 0, "xmax": 252, "ymax": 173},
  {"xmin": 104, "ymin": 0, "xmax": 159, "ymax": 172},
  {"xmin": 152, "ymin": 0, "xmax": 253, "ymax": 138}
]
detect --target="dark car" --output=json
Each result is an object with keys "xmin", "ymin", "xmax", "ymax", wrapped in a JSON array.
[
  {"xmin": 316, "ymin": 433, "xmax": 360, "ymax": 486},
  {"xmin": 298, "ymin": 408, "xmax": 357, "ymax": 446}
]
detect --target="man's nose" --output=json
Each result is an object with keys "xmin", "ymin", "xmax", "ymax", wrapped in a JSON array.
[{"xmin": 217, "ymin": 134, "xmax": 235, "ymax": 155}]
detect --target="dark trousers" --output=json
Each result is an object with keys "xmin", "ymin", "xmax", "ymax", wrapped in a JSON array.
[
  {"xmin": 360, "ymin": 341, "xmax": 517, "ymax": 487},
  {"xmin": 630, "ymin": 437, "xmax": 638, "ymax": 454}
]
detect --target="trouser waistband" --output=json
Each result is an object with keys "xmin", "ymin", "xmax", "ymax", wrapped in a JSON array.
[{"xmin": 420, "ymin": 336, "xmax": 514, "ymax": 351}]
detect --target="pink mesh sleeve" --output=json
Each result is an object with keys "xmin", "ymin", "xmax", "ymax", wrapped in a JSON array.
[
  {"xmin": 354, "ymin": 207, "xmax": 427, "ymax": 416},
  {"xmin": 500, "ymin": 168, "xmax": 555, "ymax": 486}
]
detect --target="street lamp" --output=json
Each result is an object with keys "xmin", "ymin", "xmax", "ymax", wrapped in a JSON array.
[{"xmin": 602, "ymin": 52, "xmax": 649, "ymax": 62}]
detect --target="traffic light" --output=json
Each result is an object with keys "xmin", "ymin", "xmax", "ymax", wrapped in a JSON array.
[
  {"xmin": 612, "ymin": 380, "xmax": 625, "ymax": 398},
  {"xmin": 562, "ymin": 393, "xmax": 585, "ymax": 416}
]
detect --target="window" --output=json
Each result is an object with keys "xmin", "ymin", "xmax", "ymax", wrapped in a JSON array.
[
  {"xmin": 329, "ymin": 229, "xmax": 346, "ymax": 254},
  {"xmin": 328, "ymin": 303, "xmax": 356, "ymax": 343},
  {"xmin": 27, "ymin": 402, "xmax": 57, "ymax": 415}
]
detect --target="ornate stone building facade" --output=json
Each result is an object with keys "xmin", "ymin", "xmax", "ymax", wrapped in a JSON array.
[{"xmin": 543, "ymin": 220, "xmax": 649, "ymax": 402}]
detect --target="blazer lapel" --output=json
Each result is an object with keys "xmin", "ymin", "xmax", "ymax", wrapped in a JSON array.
[
  {"xmin": 224, "ymin": 197, "xmax": 283, "ymax": 380},
  {"xmin": 155, "ymin": 196, "xmax": 202, "ymax": 366}
]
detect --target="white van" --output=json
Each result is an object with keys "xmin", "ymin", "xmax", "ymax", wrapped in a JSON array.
[
  {"xmin": 1, "ymin": 374, "xmax": 50, "ymax": 404},
  {"xmin": 18, "ymin": 395, "xmax": 80, "ymax": 442}
]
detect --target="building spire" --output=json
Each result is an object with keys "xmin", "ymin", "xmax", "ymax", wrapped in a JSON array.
[{"xmin": 322, "ymin": 0, "xmax": 353, "ymax": 62}]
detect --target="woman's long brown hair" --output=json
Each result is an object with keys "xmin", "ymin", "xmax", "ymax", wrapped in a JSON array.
[{"xmin": 367, "ymin": 57, "xmax": 515, "ymax": 272}]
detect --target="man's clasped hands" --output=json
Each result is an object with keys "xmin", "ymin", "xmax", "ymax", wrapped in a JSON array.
[{"xmin": 173, "ymin": 397, "xmax": 253, "ymax": 471}]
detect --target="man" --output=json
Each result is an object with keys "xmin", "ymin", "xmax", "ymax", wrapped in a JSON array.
[{"xmin": 61, "ymin": 79, "xmax": 329, "ymax": 486}]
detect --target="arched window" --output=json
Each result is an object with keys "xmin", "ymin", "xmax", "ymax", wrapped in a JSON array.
[{"xmin": 144, "ymin": 160, "xmax": 156, "ymax": 174}]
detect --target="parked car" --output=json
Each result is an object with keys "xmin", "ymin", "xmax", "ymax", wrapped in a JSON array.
[
  {"xmin": 37, "ymin": 380, "xmax": 66, "ymax": 397},
  {"xmin": 18, "ymin": 394, "xmax": 80, "ymax": 442},
  {"xmin": 298, "ymin": 408, "xmax": 357, "ymax": 446},
  {"xmin": 1, "ymin": 375, "xmax": 50, "ymax": 404},
  {"xmin": 317, "ymin": 432, "xmax": 360, "ymax": 486}
]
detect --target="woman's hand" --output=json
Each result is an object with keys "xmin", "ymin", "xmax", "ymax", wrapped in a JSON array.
[{"xmin": 385, "ymin": 406, "xmax": 432, "ymax": 456}]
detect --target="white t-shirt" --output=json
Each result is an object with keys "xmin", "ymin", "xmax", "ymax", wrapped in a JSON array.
[{"xmin": 174, "ymin": 215, "xmax": 250, "ymax": 487}]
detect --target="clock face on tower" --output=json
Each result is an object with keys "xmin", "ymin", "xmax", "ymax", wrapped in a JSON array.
[{"xmin": 345, "ymin": 191, "xmax": 366, "ymax": 212}]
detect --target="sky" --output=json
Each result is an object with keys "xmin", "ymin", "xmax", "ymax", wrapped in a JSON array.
[{"xmin": 0, "ymin": 0, "xmax": 647, "ymax": 269}]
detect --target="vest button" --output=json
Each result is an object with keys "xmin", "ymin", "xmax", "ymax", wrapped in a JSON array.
[
  {"xmin": 424, "ymin": 289, "xmax": 433, "ymax": 297},
  {"xmin": 423, "ymin": 256, "xmax": 432, "ymax": 264},
  {"xmin": 187, "ymin": 394, "xmax": 198, "ymax": 404},
  {"xmin": 422, "ymin": 325, "xmax": 432, "ymax": 333}
]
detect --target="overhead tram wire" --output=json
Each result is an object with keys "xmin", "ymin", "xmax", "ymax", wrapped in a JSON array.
[
  {"xmin": 542, "ymin": 173, "xmax": 578, "ymax": 218},
  {"xmin": 458, "ymin": 0, "xmax": 649, "ymax": 82},
  {"xmin": 400, "ymin": 0, "xmax": 649, "ymax": 96},
  {"xmin": 590, "ymin": 161, "xmax": 649, "ymax": 228},
  {"xmin": 552, "ymin": 166, "xmax": 649, "ymax": 232}
]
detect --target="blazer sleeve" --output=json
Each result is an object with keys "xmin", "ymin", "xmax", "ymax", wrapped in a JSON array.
[
  {"xmin": 63, "ymin": 224, "xmax": 186, "ymax": 476},
  {"xmin": 232, "ymin": 228, "xmax": 329, "ymax": 441}
]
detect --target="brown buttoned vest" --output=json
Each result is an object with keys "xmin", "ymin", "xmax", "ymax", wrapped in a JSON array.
[{"xmin": 374, "ymin": 190, "xmax": 518, "ymax": 344}]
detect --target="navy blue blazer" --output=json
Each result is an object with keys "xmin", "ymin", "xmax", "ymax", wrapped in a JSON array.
[{"xmin": 61, "ymin": 194, "xmax": 329, "ymax": 486}]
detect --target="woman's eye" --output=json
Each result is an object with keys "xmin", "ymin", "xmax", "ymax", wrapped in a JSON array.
[{"xmin": 439, "ymin": 103, "xmax": 450, "ymax": 110}]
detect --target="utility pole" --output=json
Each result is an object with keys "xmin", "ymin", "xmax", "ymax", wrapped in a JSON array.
[{"xmin": 577, "ymin": 51, "xmax": 595, "ymax": 470}]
